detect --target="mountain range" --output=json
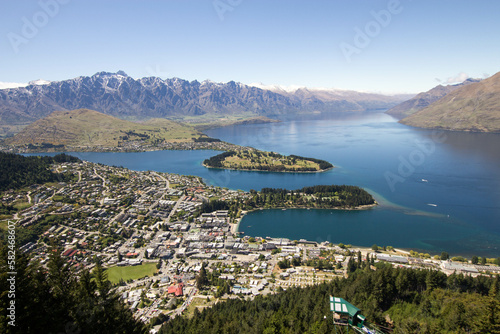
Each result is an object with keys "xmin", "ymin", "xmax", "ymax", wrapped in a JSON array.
[
  {"xmin": 400, "ymin": 72, "xmax": 500, "ymax": 132},
  {"xmin": 0, "ymin": 71, "xmax": 412, "ymax": 138},
  {"xmin": 386, "ymin": 78, "xmax": 481, "ymax": 118}
]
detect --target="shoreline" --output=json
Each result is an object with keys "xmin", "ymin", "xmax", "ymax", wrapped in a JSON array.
[
  {"xmin": 234, "ymin": 202, "xmax": 378, "ymax": 234},
  {"xmin": 202, "ymin": 162, "xmax": 334, "ymax": 174},
  {"xmin": 231, "ymin": 212, "xmax": 245, "ymax": 235}
]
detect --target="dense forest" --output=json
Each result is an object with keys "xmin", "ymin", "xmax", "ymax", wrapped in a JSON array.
[
  {"xmin": 193, "ymin": 136, "xmax": 221, "ymax": 143},
  {"xmin": 262, "ymin": 185, "xmax": 375, "ymax": 208},
  {"xmin": 199, "ymin": 185, "xmax": 375, "ymax": 217},
  {"xmin": 203, "ymin": 150, "xmax": 333, "ymax": 172},
  {"xmin": 0, "ymin": 152, "xmax": 80, "ymax": 191},
  {"xmin": 161, "ymin": 260, "xmax": 500, "ymax": 334},
  {"xmin": 0, "ymin": 244, "xmax": 147, "ymax": 334},
  {"xmin": 203, "ymin": 151, "xmax": 234, "ymax": 168}
]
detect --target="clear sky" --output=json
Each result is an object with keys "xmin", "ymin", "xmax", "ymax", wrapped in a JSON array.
[{"xmin": 1, "ymin": 0, "xmax": 499, "ymax": 93}]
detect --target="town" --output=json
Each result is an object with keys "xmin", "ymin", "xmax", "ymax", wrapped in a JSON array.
[{"xmin": 2, "ymin": 159, "xmax": 500, "ymax": 332}]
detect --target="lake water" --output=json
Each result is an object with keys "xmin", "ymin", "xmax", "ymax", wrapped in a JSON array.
[
  {"xmin": 30, "ymin": 112, "xmax": 500, "ymax": 256},
  {"xmin": 204, "ymin": 112, "xmax": 500, "ymax": 256}
]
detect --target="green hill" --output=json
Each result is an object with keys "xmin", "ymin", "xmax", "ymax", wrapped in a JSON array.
[
  {"xmin": 3, "ymin": 109, "xmax": 204, "ymax": 150},
  {"xmin": 401, "ymin": 72, "xmax": 500, "ymax": 132}
]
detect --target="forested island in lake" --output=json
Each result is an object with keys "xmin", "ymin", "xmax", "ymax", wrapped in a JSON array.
[{"xmin": 203, "ymin": 149, "xmax": 333, "ymax": 173}]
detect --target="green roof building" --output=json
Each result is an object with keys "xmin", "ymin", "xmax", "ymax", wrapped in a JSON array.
[
  {"xmin": 329, "ymin": 296, "xmax": 385, "ymax": 334},
  {"xmin": 329, "ymin": 296, "xmax": 366, "ymax": 328}
]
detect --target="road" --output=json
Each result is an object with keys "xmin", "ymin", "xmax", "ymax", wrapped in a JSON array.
[
  {"xmin": 93, "ymin": 167, "xmax": 108, "ymax": 190},
  {"xmin": 152, "ymin": 172, "xmax": 170, "ymax": 189},
  {"xmin": 176, "ymin": 286, "xmax": 198, "ymax": 316},
  {"xmin": 151, "ymin": 194, "xmax": 186, "ymax": 230},
  {"xmin": 93, "ymin": 167, "xmax": 109, "ymax": 203}
]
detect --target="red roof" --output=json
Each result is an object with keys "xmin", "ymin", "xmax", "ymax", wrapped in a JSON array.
[
  {"xmin": 62, "ymin": 249, "xmax": 77, "ymax": 257},
  {"xmin": 175, "ymin": 284, "xmax": 183, "ymax": 296},
  {"xmin": 167, "ymin": 283, "xmax": 184, "ymax": 296}
]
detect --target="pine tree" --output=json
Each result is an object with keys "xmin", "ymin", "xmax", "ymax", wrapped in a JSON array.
[{"xmin": 196, "ymin": 264, "xmax": 209, "ymax": 289}]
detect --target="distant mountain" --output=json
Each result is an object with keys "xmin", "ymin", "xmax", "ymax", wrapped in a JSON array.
[
  {"xmin": 3, "ymin": 108, "xmax": 203, "ymax": 149},
  {"xmin": 386, "ymin": 78, "xmax": 481, "ymax": 118},
  {"xmin": 400, "ymin": 72, "xmax": 500, "ymax": 132},
  {"xmin": 0, "ymin": 71, "xmax": 411, "ymax": 137},
  {"xmin": 252, "ymin": 84, "xmax": 414, "ymax": 112}
]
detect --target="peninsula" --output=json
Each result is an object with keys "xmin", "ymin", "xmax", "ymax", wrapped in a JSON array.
[
  {"xmin": 203, "ymin": 149, "xmax": 333, "ymax": 173},
  {"xmin": 207, "ymin": 185, "xmax": 377, "ymax": 214}
]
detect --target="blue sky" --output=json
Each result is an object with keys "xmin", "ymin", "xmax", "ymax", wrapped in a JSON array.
[{"xmin": 1, "ymin": 0, "xmax": 499, "ymax": 93}]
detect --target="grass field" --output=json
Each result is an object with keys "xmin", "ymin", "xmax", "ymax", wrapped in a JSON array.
[
  {"xmin": 184, "ymin": 297, "xmax": 212, "ymax": 319},
  {"xmin": 13, "ymin": 201, "xmax": 31, "ymax": 210},
  {"xmin": 106, "ymin": 263, "xmax": 158, "ymax": 284}
]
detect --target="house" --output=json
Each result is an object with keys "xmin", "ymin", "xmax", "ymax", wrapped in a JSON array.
[{"xmin": 62, "ymin": 249, "xmax": 78, "ymax": 257}]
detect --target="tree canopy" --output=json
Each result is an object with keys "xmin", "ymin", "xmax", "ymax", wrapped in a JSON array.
[
  {"xmin": 0, "ymin": 243, "xmax": 146, "ymax": 334},
  {"xmin": 0, "ymin": 152, "xmax": 80, "ymax": 191}
]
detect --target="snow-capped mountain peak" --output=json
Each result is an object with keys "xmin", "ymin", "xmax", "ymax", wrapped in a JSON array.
[{"xmin": 28, "ymin": 79, "xmax": 51, "ymax": 86}]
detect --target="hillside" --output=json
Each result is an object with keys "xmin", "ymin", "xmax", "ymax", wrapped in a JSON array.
[
  {"xmin": 0, "ymin": 152, "xmax": 79, "ymax": 191},
  {"xmin": 386, "ymin": 78, "xmax": 480, "ymax": 118},
  {"xmin": 0, "ymin": 71, "xmax": 411, "ymax": 138},
  {"xmin": 2, "ymin": 109, "xmax": 206, "ymax": 151},
  {"xmin": 400, "ymin": 72, "xmax": 500, "ymax": 132}
]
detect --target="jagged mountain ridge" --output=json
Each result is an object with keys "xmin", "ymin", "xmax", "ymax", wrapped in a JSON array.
[
  {"xmin": 386, "ymin": 78, "xmax": 481, "ymax": 118},
  {"xmin": 0, "ymin": 71, "xmax": 411, "ymax": 127}
]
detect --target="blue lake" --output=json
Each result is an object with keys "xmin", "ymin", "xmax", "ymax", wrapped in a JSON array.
[{"xmin": 30, "ymin": 112, "xmax": 500, "ymax": 256}]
